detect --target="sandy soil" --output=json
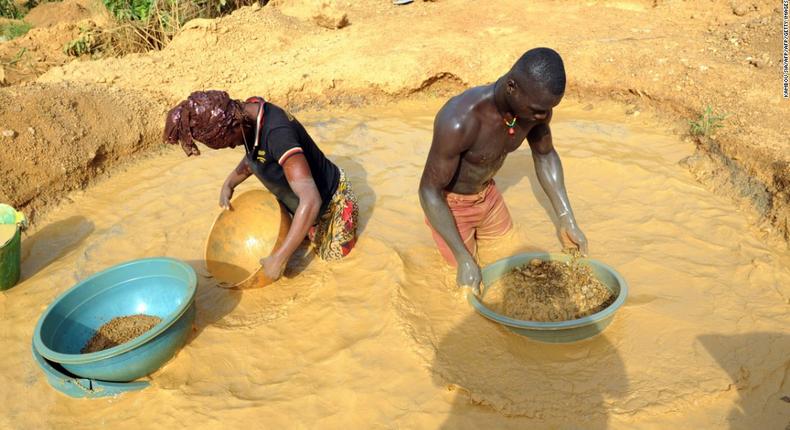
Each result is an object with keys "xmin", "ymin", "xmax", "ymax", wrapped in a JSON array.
[
  {"xmin": 1, "ymin": 102, "xmax": 787, "ymax": 428},
  {"xmin": 0, "ymin": 0, "xmax": 111, "ymax": 86},
  {"xmin": 81, "ymin": 314, "xmax": 162, "ymax": 353},
  {"xmin": 24, "ymin": 0, "xmax": 111, "ymax": 28},
  {"xmin": 482, "ymin": 257, "xmax": 615, "ymax": 322},
  {"xmin": 0, "ymin": 82, "xmax": 166, "ymax": 219},
  {"xmin": 0, "ymin": 23, "xmax": 82, "ymax": 85}
]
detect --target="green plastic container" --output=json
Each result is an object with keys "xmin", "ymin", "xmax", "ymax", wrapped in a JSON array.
[
  {"xmin": 1, "ymin": 224, "xmax": 21, "ymax": 290},
  {"xmin": 0, "ymin": 204, "xmax": 26, "ymax": 291}
]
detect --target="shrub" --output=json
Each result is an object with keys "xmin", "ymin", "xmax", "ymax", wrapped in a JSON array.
[{"xmin": 689, "ymin": 105, "xmax": 727, "ymax": 137}]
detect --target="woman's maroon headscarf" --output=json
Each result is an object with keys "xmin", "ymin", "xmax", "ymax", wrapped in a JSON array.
[{"xmin": 163, "ymin": 90, "xmax": 246, "ymax": 156}]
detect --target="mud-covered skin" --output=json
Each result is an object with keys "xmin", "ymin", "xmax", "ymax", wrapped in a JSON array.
[{"xmin": 419, "ymin": 73, "xmax": 587, "ymax": 295}]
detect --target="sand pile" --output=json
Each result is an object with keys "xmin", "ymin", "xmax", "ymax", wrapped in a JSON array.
[
  {"xmin": 276, "ymin": 0, "xmax": 350, "ymax": 29},
  {"xmin": 483, "ymin": 256, "xmax": 615, "ymax": 322},
  {"xmin": 24, "ymin": 0, "xmax": 112, "ymax": 28},
  {"xmin": 0, "ymin": 0, "xmax": 112, "ymax": 86},
  {"xmin": 0, "ymin": 23, "xmax": 82, "ymax": 86},
  {"xmin": 82, "ymin": 314, "xmax": 162, "ymax": 353},
  {"xmin": 0, "ymin": 82, "xmax": 167, "ymax": 221}
]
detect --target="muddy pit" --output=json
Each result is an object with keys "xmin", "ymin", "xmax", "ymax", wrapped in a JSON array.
[
  {"xmin": 482, "ymin": 257, "xmax": 615, "ymax": 322},
  {"xmin": 81, "ymin": 314, "xmax": 162, "ymax": 353},
  {"xmin": 0, "ymin": 101, "xmax": 788, "ymax": 429}
]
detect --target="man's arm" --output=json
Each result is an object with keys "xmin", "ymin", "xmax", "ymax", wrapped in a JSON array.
[
  {"xmin": 418, "ymin": 107, "xmax": 482, "ymax": 293},
  {"xmin": 527, "ymin": 121, "xmax": 588, "ymax": 254}
]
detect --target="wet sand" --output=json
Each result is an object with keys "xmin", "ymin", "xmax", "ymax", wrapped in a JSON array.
[
  {"xmin": 482, "ymin": 257, "xmax": 615, "ymax": 322},
  {"xmin": 81, "ymin": 315, "xmax": 162, "ymax": 354},
  {"xmin": 1, "ymin": 100, "xmax": 788, "ymax": 429}
]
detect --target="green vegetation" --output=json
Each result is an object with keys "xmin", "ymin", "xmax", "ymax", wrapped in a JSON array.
[
  {"xmin": 64, "ymin": 25, "xmax": 101, "ymax": 56},
  {"xmin": 0, "ymin": 20, "xmax": 31, "ymax": 40},
  {"xmin": 103, "ymin": 0, "xmax": 258, "ymax": 49},
  {"xmin": 689, "ymin": 105, "xmax": 727, "ymax": 137},
  {"xmin": 103, "ymin": 0, "xmax": 155, "ymax": 20},
  {"xmin": 2, "ymin": 47, "xmax": 26, "ymax": 66},
  {"xmin": 0, "ymin": 0, "xmax": 23, "ymax": 19},
  {"xmin": 5, "ymin": 0, "xmax": 255, "ymax": 56},
  {"xmin": 61, "ymin": 0, "xmax": 257, "ymax": 56}
]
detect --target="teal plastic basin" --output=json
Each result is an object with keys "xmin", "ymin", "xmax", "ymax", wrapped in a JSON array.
[
  {"xmin": 468, "ymin": 252, "xmax": 628, "ymax": 343},
  {"xmin": 33, "ymin": 257, "xmax": 197, "ymax": 382}
]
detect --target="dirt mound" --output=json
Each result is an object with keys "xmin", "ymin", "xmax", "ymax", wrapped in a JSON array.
[
  {"xmin": 0, "ymin": 23, "xmax": 82, "ymax": 86},
  {"xmin": 274, "ymin": 0, "xmax": 350, "ymax": 29},
  {"xmin": 0, "ymin": 18, "xmax": 20, "ymax": 27},
  {"xmin": 0, "ymin": 82, "xmax": 167, "ymax": 221},
  {"xmin": 0, "ymin": 0, "xmax": 112, "ymax": 86},
  {"xmin": 24, "ymin": 0, "xmax": 112, "ymax": 28}
]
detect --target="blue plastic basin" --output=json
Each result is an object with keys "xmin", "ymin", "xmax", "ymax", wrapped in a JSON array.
[
  {"xmin": 33, "ymin": 257, "xmax": 197, "ymax": 382},
  {"xmin": 468, "ymin": 252, "xmax": 628, "ymax": 343}
]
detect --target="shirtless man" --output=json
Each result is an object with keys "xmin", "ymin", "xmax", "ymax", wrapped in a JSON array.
[{"xmin": 419, "ymin": 47, "xmax": 588, "ymax": 295}]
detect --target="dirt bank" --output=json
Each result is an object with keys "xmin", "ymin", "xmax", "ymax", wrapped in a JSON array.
[
  {"xmin": 0, "ymin": 82, "xmax": 167, "ymax": 220},
  {"xmin": 0, "ymin": 23, "xmax": 82, "ymax": 86},
  {"xmin": 24, "ymin": 0, "xmax": 111, "ymax": 28},
  {"xmin": 0, "ymin": 0, "xmax": 111, "ymax": 86}
]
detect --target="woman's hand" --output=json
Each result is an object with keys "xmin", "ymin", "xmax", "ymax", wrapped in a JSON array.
[
  {"xmin": 259, "ymin": 255, "xmax": 287, "ymax": 282},
  {"xmin": 219, "ymin": 183, "xmax": 234, "ymax": 210},
  {"xmin": 219, "ymin": 157, "xmax": 253, "ymax": 210}
]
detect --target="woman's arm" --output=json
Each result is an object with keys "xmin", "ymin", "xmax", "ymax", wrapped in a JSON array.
[
  {"xmin": 219, "ymin": 156, "xmax": 253, "ymax": 210},
  {"xmin": 260, "ymin": 153, "xmax": 321, "ymax": 279}
]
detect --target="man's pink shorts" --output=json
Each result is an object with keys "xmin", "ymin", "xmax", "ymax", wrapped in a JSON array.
[{"xmin": 425, "ymin": 181, "xmax": 513, "ymax": 266}]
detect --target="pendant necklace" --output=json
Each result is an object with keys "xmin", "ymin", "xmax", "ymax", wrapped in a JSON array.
[{"xmin": 503, "ymin": 114, "xmax": 517, "ymax": 136}]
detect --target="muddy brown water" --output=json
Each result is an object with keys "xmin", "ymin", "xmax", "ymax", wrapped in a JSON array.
[{"xmin": 0, "ymin": 100, "xmax": 788, "ymax": 429}]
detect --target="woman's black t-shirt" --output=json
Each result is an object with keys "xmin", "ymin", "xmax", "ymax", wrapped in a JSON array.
[{"xmin": 244, "ymin": 101, "xmax": 339, "ymax": 215}]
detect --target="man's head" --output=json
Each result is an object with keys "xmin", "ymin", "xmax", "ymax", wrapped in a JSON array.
[
  {"xmin": 504, "ymin": 48, "xmax": 566, "ymax": 121},
  {"xmin": 164, "ymin": 90, "xmax": 247, "ymax": 156}
]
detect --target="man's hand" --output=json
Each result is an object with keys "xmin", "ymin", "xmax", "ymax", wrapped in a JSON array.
[
  {"xmin": 457, "ymin": 256, "xmax": 482, "ymax": 296},
  {"xmin": 559, "ymin": 217, "xmax": 588, "ymax": 255},
  {"xmin": 259, "ymin": 255, "xmax": 286, "ymax": 282},
  {"xmin": 219, "ymin": 184, "xmax": 234, "ymax": 210}
]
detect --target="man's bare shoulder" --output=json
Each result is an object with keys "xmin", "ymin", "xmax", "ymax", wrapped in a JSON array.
[{"xmin": 434, "ymin": 85, "xmax": 492, "ymax": 135}]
